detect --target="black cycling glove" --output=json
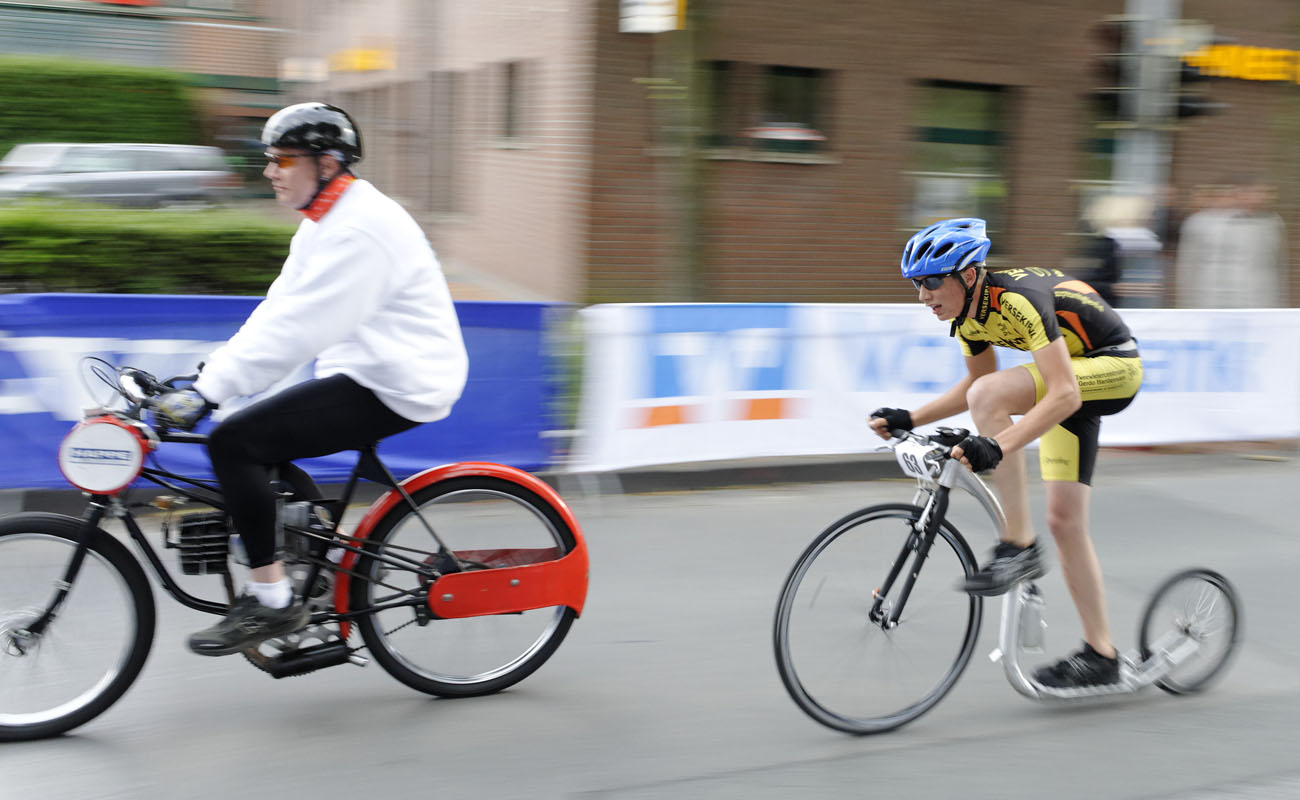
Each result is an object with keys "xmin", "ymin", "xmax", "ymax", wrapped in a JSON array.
[
  {"xmin": 955, "ymin": 435, "xmax": 1003, "ymax": 472},
  {"xmin": 869, "ymin": 407, "xmax": 913, "ymax": 434}
]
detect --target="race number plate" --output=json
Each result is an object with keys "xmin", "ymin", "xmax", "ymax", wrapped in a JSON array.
[
  {"xmin": 57, "ymin": 415, "xmax": 154, "ymax": 494},
  {"xmin": 893, "ymin": 438, "xmax": 937, "ymax": 481}
]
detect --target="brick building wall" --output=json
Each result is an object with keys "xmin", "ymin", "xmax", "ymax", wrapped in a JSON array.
[
  {"xmin": 589, "ymin": 0, "xmax": 1132, "ymax": 304},
  {"xmin": 1173, "ymin": 0, "xmax": 1300, "ymax": 305},
  {"xmin": 426, "ymin": 0, "xmax": 597, "ymax": 302},
  {"xmin": 588, "ymin": 0, "xmax": 1300, "ymax": 306},
  {"xmin": 271, "ymin": 0, "xmax": 1299, "ymax": 306}
]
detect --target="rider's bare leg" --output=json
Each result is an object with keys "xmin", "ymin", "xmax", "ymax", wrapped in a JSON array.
[
  {"xmin": 250, "ymin": 562, "xmax": 285, "ymax": 583},
  {"xmin": 966, "ymin": 367, "xmax": 1037, "ymax": 547},
  {"xmin": 1045, "ymin": 480, "xmax": 1116, "ymax": 659}
]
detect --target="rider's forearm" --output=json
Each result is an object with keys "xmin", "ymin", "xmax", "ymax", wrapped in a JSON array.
[
  {"xmin": 911, "ymin": 375, "xmax": 974, "ymax": 427},
  {"xmin": 994, "ymin": 386, "xmax": 1082, "ymax": 453}
]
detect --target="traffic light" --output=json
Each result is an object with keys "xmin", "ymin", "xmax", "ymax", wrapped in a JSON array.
[
  {"xmin": 1174, "ymin": 42, "xmax": 1229, "ymax": 119},
  {"xmin": 1089, "ymin": 17, "xmax": 1135, "ymax": 124}
]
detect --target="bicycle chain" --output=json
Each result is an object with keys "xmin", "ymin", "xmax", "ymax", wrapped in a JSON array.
[{"xmin": 241, "ymin": 542, "xmax": 445, "ymax": 675}]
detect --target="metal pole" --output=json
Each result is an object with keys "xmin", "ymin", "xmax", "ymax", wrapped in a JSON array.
[
  {"xmin": 1111, "ymin": 0, "xmax": 1179, "ymax": 306},
  {"xmin": 653, "ymin": 2, "xmax": 705, "ymax": 301},
  {"xmin": 1113, "ymin": 0, "xmax": 1180, "ymax": 198}
]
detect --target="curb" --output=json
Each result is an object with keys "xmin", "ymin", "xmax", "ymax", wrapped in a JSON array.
[
  {"xmin": 0, "ymin": 455, "xmax": 901, "ymax": 516},
  {"xmin": 2, "ymin": 445, "xmax": 1294, "ymax": 515}
]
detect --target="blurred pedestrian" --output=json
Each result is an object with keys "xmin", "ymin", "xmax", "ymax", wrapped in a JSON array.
[
  {"xmin": 1176, "ymin": 176, "xmax": 1288, "ymax": 308},
  {"xmin": 1074, "ymin": 194, "xmax": 1159, "ymax": 307},
  {"xmin": 1069, "ymin": 196, "xmax": 1124, "ymax": 306}
]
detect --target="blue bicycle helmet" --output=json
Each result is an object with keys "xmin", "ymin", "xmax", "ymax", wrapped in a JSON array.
[
  {"xmin": 902, "ymin": 218, "xmax": 991, "ymax": 337},
  {"xmin": 900, "ymin": 218, "xmax": 991, "ymax": 278}
]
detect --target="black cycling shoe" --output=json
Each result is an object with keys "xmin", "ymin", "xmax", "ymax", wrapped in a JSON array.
[
  {"xmin": 1034, "ymin": 643, "xmax": 1121, "ymax": 688},
  {"xmin": 960, "ymin": 540, "xmax": 1045, "ymax": 596},
  {"xmin": 188, "ymin": 594, "xmax": 309, "ymax": 657}
]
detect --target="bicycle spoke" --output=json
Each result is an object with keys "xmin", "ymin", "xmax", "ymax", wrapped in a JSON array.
[
  {"xmin": 353, "ymin": 477, "xmax": 579, "ymax": 697},
  {"xmin": 0, "ymin": 519, "xmax": 154, "ymax": 741}
]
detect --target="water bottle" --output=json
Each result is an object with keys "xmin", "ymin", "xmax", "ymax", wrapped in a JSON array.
[{"xmin": 1018, "ymin": 583, "xmax": 1046, "ymax": 653}]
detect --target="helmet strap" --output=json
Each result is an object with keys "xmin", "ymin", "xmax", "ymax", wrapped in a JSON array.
[
  {"xmin": 296, "ymin": 154, "xmax": 352, "ymax": 210},
  {"xmin": 294, "ymin": 154, "xmax": 328, "ymax": 210},
  {"xmin": 948, "ymin": 266, "xmax": 982, "ymax": 338}
]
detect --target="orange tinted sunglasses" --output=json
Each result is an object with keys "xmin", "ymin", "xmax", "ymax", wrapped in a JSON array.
[{"xmin": 264, "ymin": 152, "xmax": 312, "ymax": 168}]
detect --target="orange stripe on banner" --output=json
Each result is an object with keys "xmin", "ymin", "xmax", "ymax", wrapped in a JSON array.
[
  {"xmin": 643, "ymin": 405, "xmax": 687, "ymax": 427},
  {"xmin": 745, "ymin": 397, "xmax": 786, "ymax": 420}
]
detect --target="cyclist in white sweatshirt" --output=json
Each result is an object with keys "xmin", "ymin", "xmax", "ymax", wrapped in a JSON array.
[{"xmin": 156, "ymin": 102, "xmax": 468, "ymax": 656}]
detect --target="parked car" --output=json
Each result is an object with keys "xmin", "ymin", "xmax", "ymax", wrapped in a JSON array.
[{"xmin": 0, "ymin": 142, "xmax": 241, "ymax": 208}]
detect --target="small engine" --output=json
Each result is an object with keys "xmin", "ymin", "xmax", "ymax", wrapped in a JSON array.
[
  {"xmin": 164, "ymin": 510, "xmax": 232, "ymax": 575},
  {"xmin": 279, "ymin": 500, "xmax": 334, "ymax": 561}
]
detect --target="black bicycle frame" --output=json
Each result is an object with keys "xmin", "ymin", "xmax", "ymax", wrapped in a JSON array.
[
  {"xmin": 36, "ymin": 433, "xmax": 456, "ymax": 628},
  {"xmin": 868, "ymin": 486, "xmax": 951, "ymax": 628}
]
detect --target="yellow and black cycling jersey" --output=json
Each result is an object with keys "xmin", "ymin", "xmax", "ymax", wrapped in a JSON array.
[{"xmin": 956, "ymin": 267, "xmax": 1133, "ymax": 358}]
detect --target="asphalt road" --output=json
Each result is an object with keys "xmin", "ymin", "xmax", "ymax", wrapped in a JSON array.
[{"xmin": 2, "ymin": 449, "xmax": 1298, "ymax": 800}]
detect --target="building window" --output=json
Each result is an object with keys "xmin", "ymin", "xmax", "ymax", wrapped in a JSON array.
[
  {"xmin": 701, "ymin": 60, "xmax": 733, "ymax": 148},
  {"xmin": 503, "ymin": 61, "xmax": 523, "ymax": 139},
  {"xmin": 431, "ymin": 70, "xmax": 460, "ymax": 213},
  {"xmin": 1074, "ymin": 92, "xmax": 1119, "ymax": 224},
  {"xmin": 743, "ymin": 65, "xmax": 828, "ymax": 152},
  {"xmin": 907, "ymin": 81, "xmax": 1007, "ymax": 237}
]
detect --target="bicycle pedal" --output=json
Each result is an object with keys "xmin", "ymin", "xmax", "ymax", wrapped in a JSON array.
[{"xmin": 263, "ymin": 641, "xmax": 354, "ymax": 679}]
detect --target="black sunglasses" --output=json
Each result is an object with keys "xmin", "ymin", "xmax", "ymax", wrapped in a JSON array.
[{"xmin": 910, "ymin": 274, "xmax": 953, "ymax": 291}]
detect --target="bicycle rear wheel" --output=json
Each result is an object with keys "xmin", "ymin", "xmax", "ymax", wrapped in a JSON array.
[
  {"xmin": 774, "ymin": 503, "xmax": 981, "ymax": 735},
  {"xmin": 352, "ymin": 476, "xmax": 578, "ymax": 697},
  {"xmin": 0, "ymin": 513, "xmax": 155, "ymax": 741},
  {"xmin": 1139, "ymin": 568, "xmax": 1240, "ymax": 695}
]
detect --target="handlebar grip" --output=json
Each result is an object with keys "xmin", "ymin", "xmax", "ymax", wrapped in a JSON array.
[
  {"xmin": 932, "ymin": 427, "xmax": 970, "ymax": 447},
  {"xmin": 162, "ymin": 373, "xmax": 199, "ymax": 389}
]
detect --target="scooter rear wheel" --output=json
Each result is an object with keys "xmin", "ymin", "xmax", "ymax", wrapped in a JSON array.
[{"xmin": 1138, "ymin": 568, "xmax": 1241, "ymax": 695}]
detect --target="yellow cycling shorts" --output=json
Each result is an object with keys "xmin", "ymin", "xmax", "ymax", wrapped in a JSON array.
[{"xmin": 1020, "ymin": 353, "xmax": 1143, "ymax": 485}]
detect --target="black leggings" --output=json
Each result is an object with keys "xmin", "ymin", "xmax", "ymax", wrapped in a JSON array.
[{"xmin": 207, "ymin": 374, "xmax": 420, "ymax": 568}]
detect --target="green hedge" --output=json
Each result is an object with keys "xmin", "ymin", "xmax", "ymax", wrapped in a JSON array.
[
  {"xmin": 0, "ymin": 204, "xmax": 296, "ymax": 294},
  {"xmin": 0, "ymin": 56, "xmax": 201, "ymax": 157}
]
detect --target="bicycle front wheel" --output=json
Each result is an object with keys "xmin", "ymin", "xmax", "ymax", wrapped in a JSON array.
[
  {"xmin": 352, "ymin": 476, "xmax": 578, "ymax": 698},
  {"xmin": 0, "ymin": 513, "xmax": 156, "ymax": 741},
  {"xmin": 774, "ymin": 502, "xmax": 981, "ymax": 735}
]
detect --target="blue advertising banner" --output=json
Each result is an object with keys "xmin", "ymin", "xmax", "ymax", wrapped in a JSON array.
[
  {"xmin": 0, "ymin": 294, "xmax": 560, "ymax": 489},
  {"xmin": 575, "ymin": 302, "xmax": 1300, "ymax": 472}
]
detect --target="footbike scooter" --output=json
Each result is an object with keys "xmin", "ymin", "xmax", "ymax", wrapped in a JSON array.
[
  {"xmin": 0, "ymin": 359, "xmax": 589, "ymax": 741},
  {"xmin": 773, "ymin": 426, "xmax": 1240, "ymax": 735}
]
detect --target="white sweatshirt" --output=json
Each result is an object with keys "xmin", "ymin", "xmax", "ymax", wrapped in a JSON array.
[{"xmin": 194, "ymin": 179, "xmax": 468, "ymax": 423}]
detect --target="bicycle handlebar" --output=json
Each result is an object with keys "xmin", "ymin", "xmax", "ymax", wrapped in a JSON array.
[
  {"xmin": 884, "ymin": 426, "xmax": 970, "ymax": 451},
  {"xmin": 82, "ymin": 359, "xmax": 205, "ymax": 438}
]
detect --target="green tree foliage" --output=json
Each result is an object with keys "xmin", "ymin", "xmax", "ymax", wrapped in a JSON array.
[{"xmin": 0, "ymin": 56, "xmax": 201, "ymax": 157}]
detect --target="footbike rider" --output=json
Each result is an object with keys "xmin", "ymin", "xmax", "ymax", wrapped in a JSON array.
[
  {"xmin": 867, "ymin": 218, "xmax": 1143, "ymax": 689},
  {"xmin": 154, "ymin": 102, "xmax": 468, "ymax": 655}
]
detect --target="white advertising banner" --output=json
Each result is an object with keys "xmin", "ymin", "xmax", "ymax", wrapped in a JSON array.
[{"xmin": 572, "ymin": 303, "xmax": 1300, "ymax": 473}]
